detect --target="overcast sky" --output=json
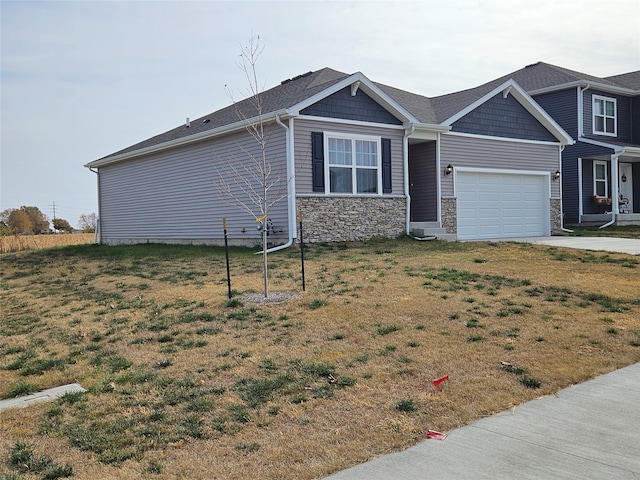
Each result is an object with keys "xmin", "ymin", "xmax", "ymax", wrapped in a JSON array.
[{"xmin": 1, "ymin": 0, "xmax": 639, "ymax": 227}]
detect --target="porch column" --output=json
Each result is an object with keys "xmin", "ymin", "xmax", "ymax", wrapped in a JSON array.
[{"xmin": 612, "ymin": 153, "xmax": 620, "ymax": 218}]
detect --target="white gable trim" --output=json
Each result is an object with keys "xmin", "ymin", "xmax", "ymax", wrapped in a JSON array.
[
  {"xmin": 297, "ymin": 114, "xmax": 406, "ymax": 129},
  {"xmin": 440, "ymin": 79, "xmax": 574, "ymax": 146},
  {"xmin": 289, "ymin": 72, "xmax": 421, "ymax": 124},
  {"xmin": 443, "ymin": 130, "xmax": 563, "ymax": 146}
]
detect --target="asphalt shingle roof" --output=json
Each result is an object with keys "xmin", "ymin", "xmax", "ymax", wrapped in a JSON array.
[
  {"xmin": 97, "ymin": 68, "xmax": 350, "ymax": 161},
  {"xmin": 94, "ymin": 62, "xmax": 638, "ymax": 164},
  {"xmin": 604, "ymin": 71, "xmax": 640, "ymax": 90}
]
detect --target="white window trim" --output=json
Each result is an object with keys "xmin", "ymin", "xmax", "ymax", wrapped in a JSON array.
[
  {"xmin": 592, "ymin": 94, "xmax": 617, "ymax": 137},
  {"xmin": 593, "ymin": 160, "xmax": 608, "ymax": 198},
  {"xmin": 323, "ymin": 131, "xmax": 382, "ymax": 195}
]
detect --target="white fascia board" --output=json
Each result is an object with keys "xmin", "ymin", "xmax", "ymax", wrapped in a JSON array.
[
  {"xmin": 297, "ymin": 114, "xmax": 405, "ymax": 129},
  {"xmin": 441, "ymin": 79, "xmax": 574, "ymax": 146},
  {"xmin": 413, "ymin": 122, "xmax": 451, "ymax": 133},
  {"xmin": 409, "ymin": 123, "xmax": 450, "ymax": 141},
  {"xmin": 580, "ymin": 137, "xmax": 640, "ymax": 157},
  {"xmin": 444, "ymin": 130, "xmax": 562, "ymax": 146},
  {"xmin": 289, "ymin": 72, "xmax": 421, "ymax": 124},
  {"xmin": 85, "ymin": 109, "xmax": 291, "ymax": 168},
  {"xmin": 528, "ymin": 81, "xmax": 635, "ymax": 96}
]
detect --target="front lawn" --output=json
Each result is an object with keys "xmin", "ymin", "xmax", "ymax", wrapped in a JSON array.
[{"xmin": 1, "ymin": 239, "xmax": 639, "ymax": 479}]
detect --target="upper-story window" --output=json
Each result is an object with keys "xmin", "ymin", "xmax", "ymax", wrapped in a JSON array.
[
  {"xmin": 325, "ymin": 133, "xmax": 381, "ymax": 194},
  {"xmin": 592, "ymin": 95, "xmax": 617, "ymax": 136}
]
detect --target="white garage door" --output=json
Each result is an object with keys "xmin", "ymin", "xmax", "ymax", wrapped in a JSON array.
[{"xmin": 457, "ymin": 171, "xmax": 549, "ymax": 240}]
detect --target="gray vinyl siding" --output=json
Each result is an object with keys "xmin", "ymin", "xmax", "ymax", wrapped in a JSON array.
[
  {"xmin": 98, "ymin": 125, "xmax": 289, "ymax": 244},
  {"xmin": 451, "ymin": 93, "xmax": 557, "ymax": 142},
  {"xmin": 408, "ymin": 142, "xmax": 437, "ymax": 221},
  {"xmin": 440, "ymin": 135, "xmax": 561, "ymax": 198},
  {"xmin": 293, "ymin": 117, "xmax": 405, "ymax": 195},
  {"xmin": 532, "ymin": 89, "xmax": 579, "ymax": 140},
  {"xmin": 301, "ymin": 87, "xmax": 402, "ymax": 125},
  {"xmin": 583, "ymin": 90, "xmax": 633, "ymax": 142}
]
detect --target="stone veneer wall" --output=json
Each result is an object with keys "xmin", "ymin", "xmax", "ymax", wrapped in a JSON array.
[
  {"xmin": 441, "ymin": 197, "xmax": 457, "ymax": 235},
  {"xmin": 296, "ymin": 196, "xmax": 406, "ymax": 243},
  {"xmin": 550, "ymin": 198, "xmax": 562, "ymax": 235}
]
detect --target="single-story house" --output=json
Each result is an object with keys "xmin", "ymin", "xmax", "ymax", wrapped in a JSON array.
[{"xmin": 85, "ymin": 67, "xmax": 573, "ymax": 246}]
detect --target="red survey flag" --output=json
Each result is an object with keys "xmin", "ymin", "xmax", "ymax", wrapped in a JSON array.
[{"xmin": 433, "ymin": 375, "xmax": 449, "ymax": 387}]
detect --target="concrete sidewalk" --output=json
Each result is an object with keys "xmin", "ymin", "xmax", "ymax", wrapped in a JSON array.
[
  {"xmin": 521, "ymin": 237, "xmax": 640, "ymax": 255},
  {"xmin": 324, "ymin": 363, "xmax": 640, "ymax": 480}
]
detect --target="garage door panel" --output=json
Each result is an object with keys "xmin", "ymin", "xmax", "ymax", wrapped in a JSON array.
[
  {"xmin": 501, "ymin": 192, "xmax": 523, "ymax": 202},
  {"xmin": 457, "ymin": 171, "xmax": 549, "ymax": 240},
  {"xmin": 478, "ymin": 192, "xmax": 500, "ymax": 202}
]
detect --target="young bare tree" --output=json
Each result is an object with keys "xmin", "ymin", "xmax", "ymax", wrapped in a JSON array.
[{"xmin": 215, "ymin": 35, "xmax": 291, "ymax": 298}]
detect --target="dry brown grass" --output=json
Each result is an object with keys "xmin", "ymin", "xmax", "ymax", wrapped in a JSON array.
[
  {"xmin": 1, "ymin": 239, "xmax": 639, "ymax": 479},
  {"xmin": 0, "ymin": 233, "xmax": 94, "ymax": 253}
]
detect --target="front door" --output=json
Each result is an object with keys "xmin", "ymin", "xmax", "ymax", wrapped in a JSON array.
[{"xmin": 619, "ymin": 163, "xmax": 633, "ymax": 213}]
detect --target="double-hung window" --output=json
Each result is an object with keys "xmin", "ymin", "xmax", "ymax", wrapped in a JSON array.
[
  {"xmin": 592, "ymin": 95, "xmax": 616, "ymax": 136},
  {"xmin": 326, "ymin": 133, "xmax": 381, "ymax": 194},
  {"xmin": 593, "ymin": 161, "xmax": 608, "ymax": 197}
]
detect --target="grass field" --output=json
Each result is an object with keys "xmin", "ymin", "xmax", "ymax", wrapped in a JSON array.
[
  {"xmin": 0, "ymin": 234, "xmax": 94, "ymax": 253},
  {"xmin": 1, "ymin": 238, "xmax": 639, "ymax": 479}
]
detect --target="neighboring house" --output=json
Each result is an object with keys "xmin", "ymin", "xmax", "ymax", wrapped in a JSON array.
[
  {"xmin": 85, "ymin": 67, "xmax": 572, "ymax": 246},
  {"xmin": 463, "ymin": 62, "xmax": 640, "ymax": 226}
]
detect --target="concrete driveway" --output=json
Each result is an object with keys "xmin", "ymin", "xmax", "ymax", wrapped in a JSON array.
[{"xmin": 490, "ymin": 236, "xmax": 640, "ymax": 255}]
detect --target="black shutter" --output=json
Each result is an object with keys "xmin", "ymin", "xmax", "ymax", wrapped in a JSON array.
[
  {"xmin": 382, "ymin": 138, "xmax": 392, "ymax": 193},
  {"xmin": 312, "ymin": 132, "xmax": 325, "ymax": 192}
]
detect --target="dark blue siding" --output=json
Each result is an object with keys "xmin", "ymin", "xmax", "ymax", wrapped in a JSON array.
[
  {"xmin": 533, "ymin": 89, "xmax": 579, "ymax": 140},
  {"xmin": 301, "ymin": 87, "xmax": 402, "ymax": 125},
  {"xmin": 632, "ymin": 97, "xmax": 640, "ymax": 144},
  {"xmin": 451, "ymin": 92, "xmax": 557, "ymax": 141},
  {"xmin": 583, "ymin": 90, "xmax": 633, "ymax": 142},
  {"xmin": 560, "ymin": 141, "xmax": 615, "ymax": 223},
  {"xmin": 634, "ymin": 164, "xmax": 640, "ymax": 213}
]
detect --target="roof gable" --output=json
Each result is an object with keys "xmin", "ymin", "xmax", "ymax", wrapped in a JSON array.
[
  {"xmin": 437, "ymin": 79, "xmax": 573, "ymax": 144},
  {"xmin": 451, "ymin": 90, "xmax": 558, "ymax": 142},
  {"xmin": 426, "ymin": 62, "xmax": 639, "ymax": 126},
  {"xmin": 300, "ymin": 86, "xmax": 403, "ymax": 125}
]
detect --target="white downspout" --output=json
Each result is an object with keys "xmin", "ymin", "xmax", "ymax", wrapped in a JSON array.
[
  {"xmin": 261, "ymin": 114, "xmax": 296, "ymax": 253},
  {"xmin": 577, "ymin": 84, "xmax": 590, "ymax": 138},
  {"xmin": 404, "ymin": 125, "xmax": 415, "ymax": 235},
  {"xmin": 599, "ymin": 151, "xmax": 622, "ymax": 229},
  {"xmin": 577, "ymin": 158, "xmax": 583, "ymax": 223}
]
